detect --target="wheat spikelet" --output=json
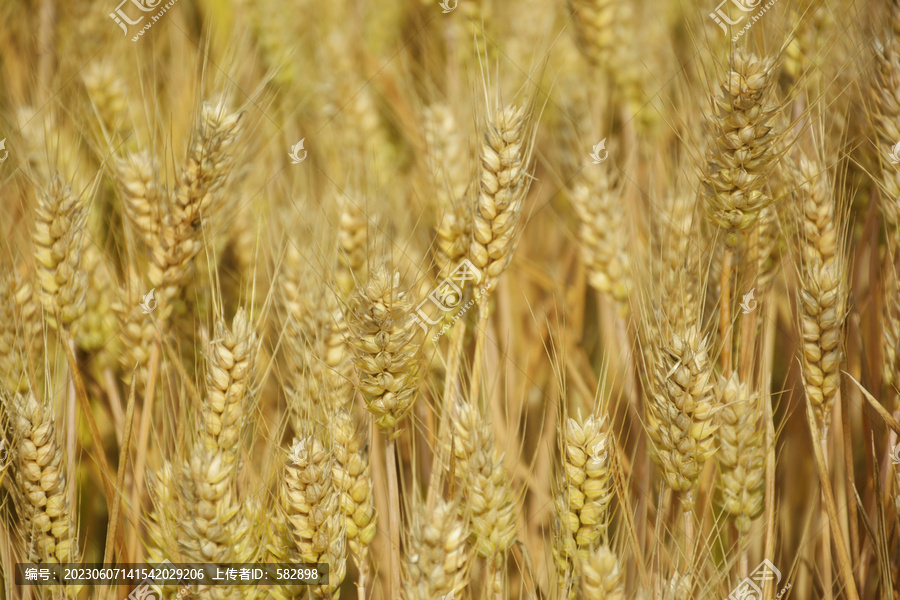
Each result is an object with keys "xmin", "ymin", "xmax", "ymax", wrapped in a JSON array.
[
  {"xmin": 331, "ymin": 409, "xmax": 376, "ymax": 565},
  {"xmin": 148, "ymin": 100, "xmax": 243, "ymax": 320},
  {"xmin": 449, "ymin": 401, "xmax": 517, "ymax": 561},
  {"xmin": 6, "ymin": 392, "xmax": 78, "ymax": 564},
  {"xmin": 400, "ymin": 498, "xmax": 467, "ymax": 600},
  {"xmin": 279, "ymin": 435, "xmax": 347, "ymax": 600},
  {"xmin": 469, "ymin": 104, "xmax": 533, "ymax": 292},
  {"xmin": 0, "ymin": 272, "xmax": 38, "ymax": 395},
  {"xmin": 32, "ymin": 175, "xmax": 89, "ymax": 330},
  {"xmin": 579, "ymin": 544, "xmax": 625, "ymax": 600},
  {"xmin": 714, "ymin": 374, "xmax": 765, "ymax": 535},
  {"xmin": 336, "ymin": 197, "xmax": 368, "ymax": 298},
  {"xmin": 559, "ymin": 414, "xmax": 613, "ymax": 554},
  {"xmin": 794, "ymin": 153, "xmax": 847, "ymax": 432},
  {"xmin": 571, "ymin": 166, "xmax": 631, "ymax": 313},
  {"xmin": 701, "ymin": 50, "xmax": 781, "ymax": 245},
  {"xmin": 116, "ymin": 152, "xmax": 162, "ymax": 249},
  {"xmin": 347, "ymin": 268, "xmax": 422, "ymax": 434},
  {"xmin": 644, "ymin": 325, "xmax": 717, "ymax": 497}
]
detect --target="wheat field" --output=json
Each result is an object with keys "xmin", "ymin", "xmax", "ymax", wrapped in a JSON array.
[{"xmin": 0, "ymin": 0, "xmax": 899, "ymax": 598}]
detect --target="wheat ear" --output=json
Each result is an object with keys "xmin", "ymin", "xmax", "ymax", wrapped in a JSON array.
[
  {"xmin": 32, "ymin": 175, "xmax": 89, "ymax": 330},
  {"xmin": 5, "ymin": 392, "xmax": 79, "ymax": 564},
  {"xmin": 336, "ymin": 197, "xmax": 368, "ymax": 298},
  {"xmin": 570, "ymin": 164, "xmax": 632, "ymax": 314},
  {"xmin": 331, "ymin": 409, "xmax": 377, "ymax": 580},
  {"xmin": 714, "ymin": 373, "xmax": 765, "ymax": 536},
  {"xmin": 450, "ymin": 400, "xmax": 517, "ymax": 598},
  {"xmin": 0, "ymin": 272, "xmax": 39, "ymax": 395},
  {"xmin": 425, "ymin": 104, "xmax": 472, "ymax": 281},
  {"xmin": 148, "ymin": 100, "xmax": 243, "ymax": 321},
  {"xmin": 870, "ymin": 7, "xmax": 900, "ymax": 233},
  {"xmin": 794, "ymin": 153, "xmax": 847, "ymax": 434},
  {"xmin": 644, "ymin": 325, "xmax": 717, "ymax": 499},
  {"xmin": 279, "ymin": 435, "xmax": 347, "ymax": 600},
  {"xmin": 578, "ymin": 544, "xmax": 625, "ymax": 600},
  {"xmin": 116, "ymin": 152, "xmax": 163, "ymax": 249},
  {"xmin": 347, "ymin": 268, "xmax": 423, "ymax": 434},
  {"xmin": 559, "ymin": 414, "xmax": 614, "ymax": 555},
  {"xmin": 400, "ymin": 498, "xmax": 468, "ymax": 600}
]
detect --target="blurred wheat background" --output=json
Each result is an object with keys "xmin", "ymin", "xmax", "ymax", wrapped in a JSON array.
[{"xmin": 0, "ymin": 0, "xmax": 899, "ymax": 598}]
